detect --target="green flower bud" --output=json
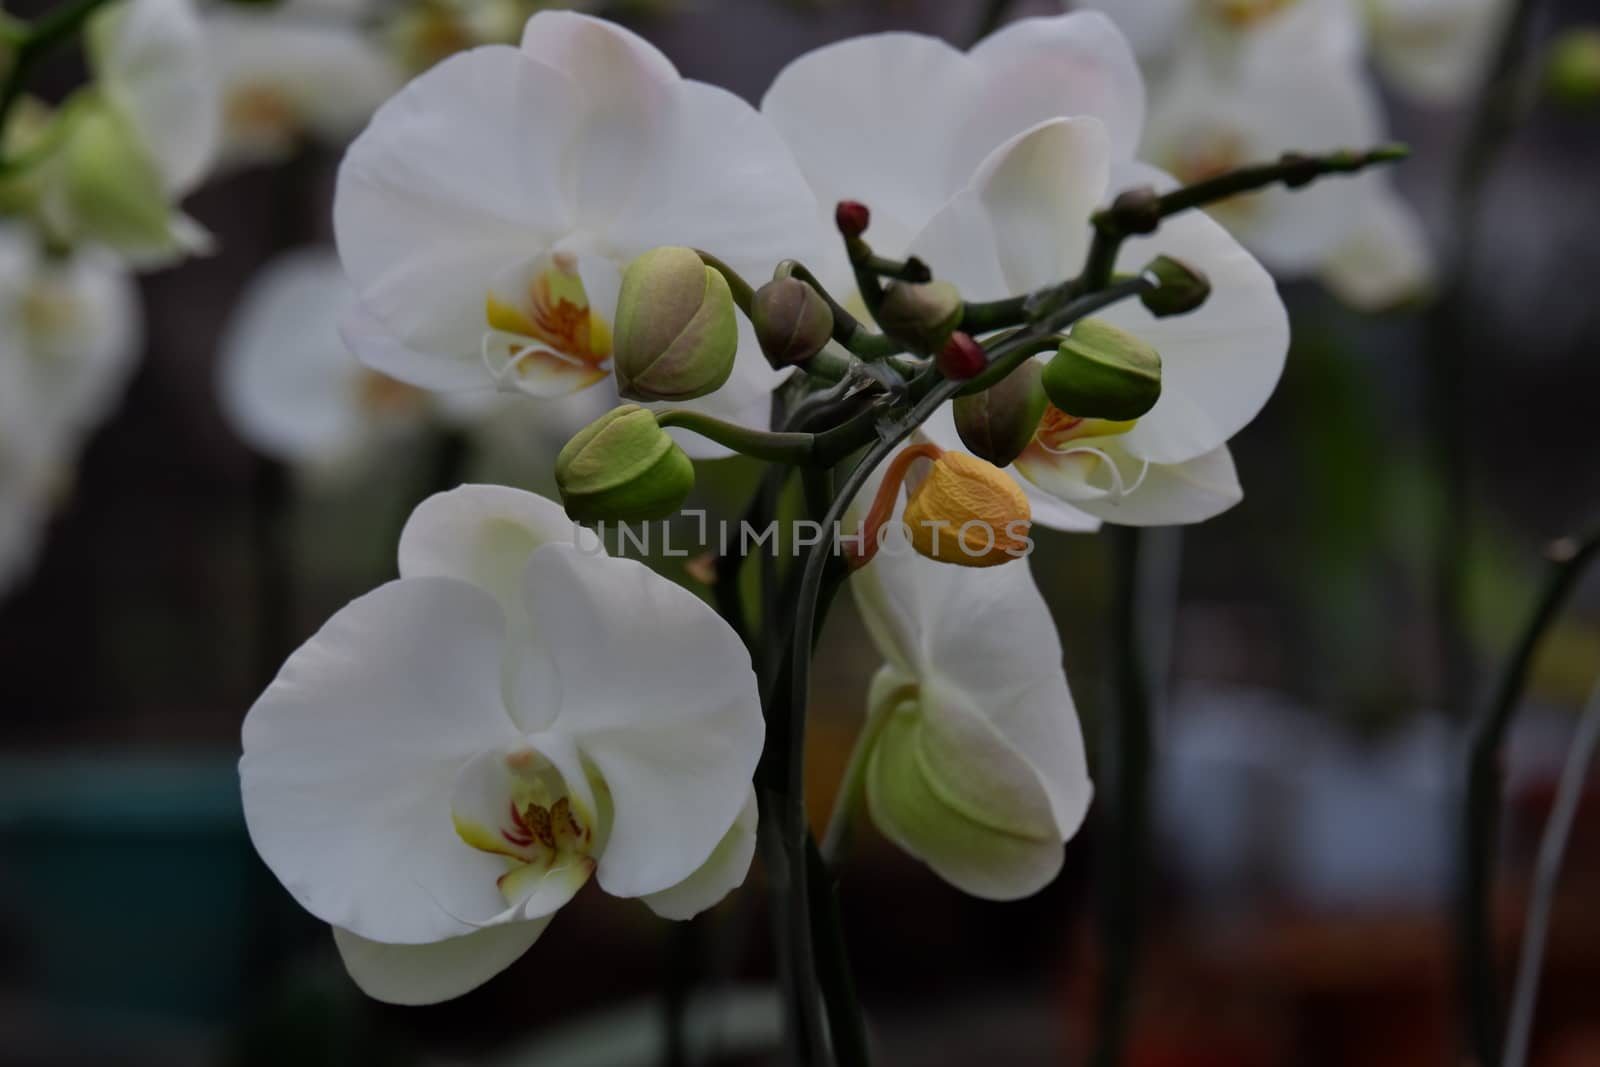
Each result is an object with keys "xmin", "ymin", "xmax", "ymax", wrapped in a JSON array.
[
  {"xmin": 953, "ymin": 360, "xmax": 1049, "ymax": 468},
  {"xmin": 60, "ymin": 99, "xmax": 181, "ymax": 257},
  {"xmin": 555, "ymin": 404, "xmax": 695, "ymax": 523},
  {"xmin": 1546, "ymin": 29, "xmax": 1600, "ymax": 108},
  {"xmin": 613, "ymin": 247, "xmax": 738, "ymax": 403},
  {"xmin": 1043, "ymin": 318, "xmax": 1162, "ymax": 421},
  {"xmin": 875, "ymin": 279, "xmax": 963, "ymax": 353},
  {"xmin": 1139, "ymin": 255, "xmax": 1211, "ymax": 318},
  {"xmin": 752, "ymin": 276, "xmax": 834, "ymax": 368}
]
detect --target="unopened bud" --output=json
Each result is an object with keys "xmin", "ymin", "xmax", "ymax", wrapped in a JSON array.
[
  {"xmin": 555, "ymin": 404, "xmax": 694, "ymax": 523},
  {"xmin": 61, "ymin": 102, "xmax": 180, "ymax": 256},
  {"xmin": 1043, "ymin": 318, "xmax": 1162, "ymax": 421},
  {"xmin": 835, "ymin": 200, "xmax": 871, "ymax": 239},
  {"xmin": 1546, "ymin": 29, "xmax": 1600, "ymax": 107},
  {"xmin": 937, "ymin": 331, "xmax": 986, "ymax": 380},
  {"xmin": 752, "ymin": 276, "xmax": 834, "ymax": 368},
  {"xmin": 1139, "ymin": 256, "xmax": 1211, "ymax": 317},
  {"xmin": 953, "ymin": 360, "xmax": 1048, "ymax": 468},
  {"xmin": 613, "ymin": 247, "xmax": 737, "ymax": 402},
  {"xmin": 903, "ymin": 452, "xmax": 1032, "ymax": 567},
  {"xmin": 876, "ymin": 280, "xmax": 963, "ymax": 354},
  {"xmin": 1108, "ymin": 186, "xmax": 1161, "ymax": 234}
]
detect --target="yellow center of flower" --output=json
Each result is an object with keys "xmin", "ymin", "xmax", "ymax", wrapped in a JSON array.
[
  {"xmin": 1206, "ymin": 0, "xmax": 1298, "ymax": 28},
  {"xmin": 484, "ymin": 252, "xmax": 614, "ymax": 395},
  {"xmin": 452, "ymin": 748, "xmax": 604, "ymax": 907},
  {"xmin": 225, "ymin": 84, "xmax": 299, "ymax": 142},
  {"xmin": 356, "ymin": 369, "xmax": 427, "ymax": 416}
]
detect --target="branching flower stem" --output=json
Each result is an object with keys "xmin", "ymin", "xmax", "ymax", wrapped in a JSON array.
[{"xmin": 1458, "ymin": 528, "xmax": 1600, "ymax": 1065}]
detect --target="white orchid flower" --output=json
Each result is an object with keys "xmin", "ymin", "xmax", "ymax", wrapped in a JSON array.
[
  {"xmin": 909, "ymin": 119, "xmax": 1286, "ymax": 528},
  {"xmin": 1076, "ymin": 0, "xmax": 1364, "ymax": 69},
  {"xmin": 334, "ymin": 12, "xmax": 818, "ymax": 457},
  {"xmin": 203, "ymin": 8, "xmax": 402, "ymax": 170},
  {"xmin": 33, "ymin": 0, "xmax": 221, "ymax": 264},
  {"xmin": 1367, "ymin": 0, "xmax": 1512, "ymax": 105},
  {"xmin": 240, "ymin": 484, "xmax": 763, "ymax": 1004},
  {"xmin": 1318, "ymin": 179, "xmax": 1435, "ymax": 310},
  {"xmin": 218, "ymin": 248, "xmax": 439, "ymax": 476},
  {"xmin": 0, "ymin": 226, "xmax": 141, "ymax": 596},
  {"xmin": 842, "ymin": 466, "xmax": 1091, "ymax": 899},
  {"xmin": 761, "ymin": 11, "xmax": 1145, "ymax": 291}
]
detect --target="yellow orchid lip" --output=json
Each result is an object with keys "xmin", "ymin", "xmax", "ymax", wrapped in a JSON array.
[{"xmin": 484, "ymin": 252, "xmax": 614, "ymax": 395}]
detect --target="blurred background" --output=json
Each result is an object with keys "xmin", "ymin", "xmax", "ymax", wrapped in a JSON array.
[{"xmin": 1, "ymin": 0, "xmax": 1598, "ymax": 1064}]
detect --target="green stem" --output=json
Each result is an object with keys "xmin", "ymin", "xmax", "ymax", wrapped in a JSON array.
[
  {"xmin": 654, "ymin": 410, "xmax": 817, "ymax": 465},
  {"xmin": 1502, "ymin": 674, "xmax": 1600, "ymax": 1067},
  {"xmin": 1091, "ymin": 526, "xmax": 1155, "ymax": 1067},
  {"xmin": 958, "ymin": 278, "xmax": 1156, "ymax": 395},
  {"xmin": 1030, "ymin": 145, "xmax": 1409, "ymax": 320},
  {"xmin": 808, "ymin": 835, "xmax": 871, "ymax": 1067},
  {"xmin": 1457, "ymin": 528, "xmax": 1600, "ymax": 1066},
  {"xmin": 819, "ymin": 683, "xmax": 908, "ymax": 865},
  {"xmin": 0, "ymin": 0, "xmax": 118, "ymax": 150},
  {"xmin": 696, "ymin": 250, "xmax": 756, "ymax": 317}
]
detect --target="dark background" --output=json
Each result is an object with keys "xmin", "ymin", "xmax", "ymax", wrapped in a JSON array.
[{"xmin": 2, "ymin": 0, "xmax": 1599, "ymax": 1064}]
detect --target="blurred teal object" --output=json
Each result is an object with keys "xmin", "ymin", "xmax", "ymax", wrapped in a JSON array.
[{"xmin": 0, "ymin": 753, "xmax": 268, "ymax": 1025}]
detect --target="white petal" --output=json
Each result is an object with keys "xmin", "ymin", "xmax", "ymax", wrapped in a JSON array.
[
  {"xmin": 1318, "ymin": 179, "xmax": 1435, "ymax": 311},
  {"xmin": 966, "ymin": 12, "xmax": 1146, "ymax": 162},
  {"xmin": 205, "ymin": 11, "xmax": 402, "ymax": 168},
  {"xmin": 850, "ymin": 524, "xmax": 1090, "ymax": 836},
  {"xmin": 969, "ymin": 117, "xmax": 1108, "ymax": 294},
  {"xmin": 1021, "ymin": 441, "xmax": 1243, "ymax": 526},
  {"xmin": 399, "ymin": 484, "xmax": 585, "ymax": 731},
  {"xmin": 762, "ymin": 33, "xmax": 982, "ymax": 256},
  {"xmin": 240, "ymin": 577, "xmax": 522, "ymax": 943},
  {"xmin": 1073, "ymin": 0, "xmax": 1190, "ymax": 59},
  {"xmin": 332, "ymin": 920, "xmax": 549, "ymax": 1006},
  {"xmin": 866, "ymin": 691, "xmax": 1067, "ymax": 900},
  {"xmin": 340, "ymin": 299, "xmax": 489, "ymax": 393},
  {"xmin": 91, "ymin": 0, "xmax": 219, "ymax": 196},
  {"xmin": 1103, "ymin": 161, "xmax": 1289, "ymax": 466},
  {"xmin": 603, "ymin": 80, "xmax": 825, "ymax": 283},
  {"xmin": 518, "ymin": 12, "xmax": 677, "ymax": 226},
  {"xmin": 640, "ymin": 786, "xmax": 759, "ymax": 921},
  {"xmin": 334, "ymin": 47, "xmax": 581, "ymax": 362},
  {"xmin": 523, "ymin": 544, "xmax": 763, "ymax": 899},
  {"xmin": 218, "ymin": 249, "xmax": 379, "ymax": 466}
]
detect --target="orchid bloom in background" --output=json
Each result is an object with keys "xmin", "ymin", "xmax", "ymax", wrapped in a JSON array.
[
  {"xmin": 203, "ymin": 5, "xmax": 401, "ymax": 170},
  {"xmin": 1079, "ymin": 0, "xmax": 1435, "ymax": 308},
  {"xmin": 20, "ymin": 0, "xmax": 221, "ymax": 265},
  {"xmin": 0, "ymin": 226, "xmax": 141, "ymax": 597},
  {"xmin": 218, "ymin": 248, "xmax": 443, "ymax": 478},
  {"xmin": 762, "ymin": 11, "xmax": 1145, "ymax": 298},
  {"xmin": 334, "ymin": 11, "xmax": 818, "ymax": 455},
  {"xmin": 241, "ymin": 485, "xmax": 763, "ymax": 1004},
  {"xmin": 913, "ymin": 119, "xmax": 1287, "ymax": 527},
  {"xmin": 1366, "ymin": 0, "xmax": 1512, "ymax": 104},
  {"xmin": 841, "ymin": 468, "xmax": 1092, "ymax": 899}
]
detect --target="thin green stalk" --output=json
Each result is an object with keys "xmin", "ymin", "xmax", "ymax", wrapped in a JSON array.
[
  {"xmin": 1457, "ymin": 529, "xmax": 1600, "ymax": 1065},
  {"xmin": 808, "ymin": 835, "xmax": 871, "ymax": 1067},
  {"xmin": 819, "ymin": 684, "xmax": 908, "ymax": 864},
  {"xmin": 1091, "ymin": 526, "xmax": 1155, "ymax": 1067},
  {"xmin": 1502, "ymin": 675, "xmax": 1600, "ymax": 1067},
  {"xmin": 1426, "ymin": 0, "xmax": 1547, "ymax": 735},
  {"xmin": 654, "ymin": 410, "xmax": 818, "ymax": 465}
]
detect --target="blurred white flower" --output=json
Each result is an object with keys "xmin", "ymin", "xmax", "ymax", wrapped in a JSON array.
[
  {"xmin": 241, "ymin": 484, "xmax": 762, "ymax": 1003},
  {"xmin": 1318, "ymin": 179, "xmax": 1435, "ymax": 310},
  {"xmin": 204, "ymin": 7, "xmax": 402, "ymax": 169},
  {"xmin": 219, "ymin": 247, "xmax": 435, "ymax": 476},
  {"xmin": 42, "ymin": 0, "xmax": 220, "ymax": 264},
  {"xmin": 335, "ymin": 12, "xmax": 816, "ymax": 456},
  {"xmin": 0, "ymin": 226, "xmax": 142, "ymax": 596},
  {"xmin": 844, "ymin": 466, "xmax": 1091, "ymax": 899},
  {"xmin": 913, "ymin": 120, "xmax": 1287, "ymax": 527},
  {"xmin": 1367, "ymin": 0, "xmax": 1512, "ymax": 104}
]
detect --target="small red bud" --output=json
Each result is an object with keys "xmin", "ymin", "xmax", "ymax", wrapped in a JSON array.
[
  {"xmin": 835, "ymin": 200, "xmax": 871, "ymax": 239},
  {"xmin": 938, "ymin": 332, "xmax": 986, "ymax": 380}
]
